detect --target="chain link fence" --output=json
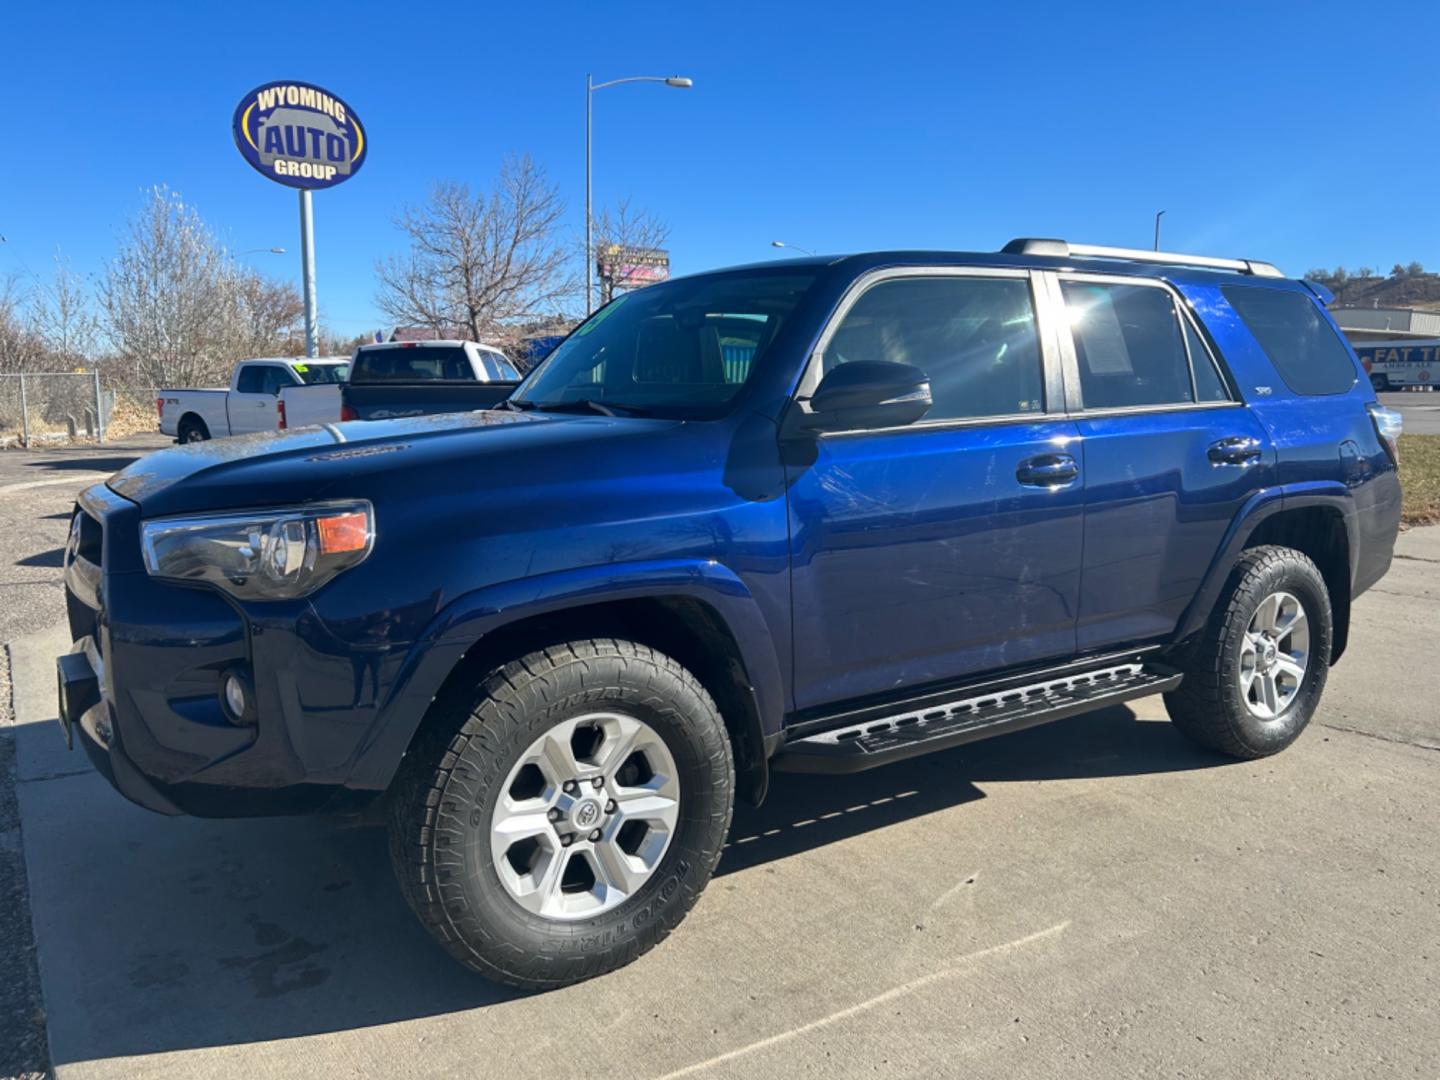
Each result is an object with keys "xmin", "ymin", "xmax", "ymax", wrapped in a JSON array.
[{"xmin": 0, "ymin": 372, "xmax": 111, "ymax": 447}]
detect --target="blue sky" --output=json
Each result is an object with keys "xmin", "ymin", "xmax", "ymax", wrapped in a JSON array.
[{"xmin": 2, "ymin": 0, "xmax": 1438, "ymax": 337}]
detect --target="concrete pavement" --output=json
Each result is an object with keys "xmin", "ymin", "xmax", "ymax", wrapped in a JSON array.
[{"xmin": 5, "ymin": 529, "xmax": 1439, "ymax": 1078}]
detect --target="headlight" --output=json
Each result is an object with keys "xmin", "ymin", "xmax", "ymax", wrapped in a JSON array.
[{"xmin": 141, "ymin": 501, "xmax": 374, "ymax": 600}]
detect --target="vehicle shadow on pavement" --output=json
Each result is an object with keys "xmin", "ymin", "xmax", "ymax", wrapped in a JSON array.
[
  {"xmin": 14, "ymin": 704, "xmax": 1225, "ymax": 1065},
  {"xmin": 22, "ymin": 455, "xmax": 144, "ymax": 474},
  {"xmin": 720, "ymin": 706, "xmax": 1223, "ymax": 876}
]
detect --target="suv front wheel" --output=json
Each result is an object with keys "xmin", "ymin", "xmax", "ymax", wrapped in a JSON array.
[
  {"xmin": 1165, "ymin": 545, "xmax": 1333, "ymax": 759},
  {"xmin": 387, "ymin": 639, "xmax": 734, "ymax": 989}
]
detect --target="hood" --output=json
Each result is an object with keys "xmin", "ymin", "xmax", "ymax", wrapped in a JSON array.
[{"xmin": 109, "ymin": 410, "xmax": 681, "ymax": 516}]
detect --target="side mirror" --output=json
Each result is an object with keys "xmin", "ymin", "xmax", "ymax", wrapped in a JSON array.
[{"xmin": 789, "ymin": 361, "xmax": 932, "ymax": 434}]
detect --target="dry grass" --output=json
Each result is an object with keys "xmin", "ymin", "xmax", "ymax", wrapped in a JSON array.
[{"xmin": 1399, "ymin": 434, "xmax": 1440, "ymax": 527}]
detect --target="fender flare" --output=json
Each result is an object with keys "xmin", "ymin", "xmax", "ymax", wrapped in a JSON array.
[
  {"xmin": 350, "ymin": 559, "xmax": 786, "ymax": 794},
  {"xmin": 1171, "ymin": 482, "xmax": 1358, "ymax": 646}
]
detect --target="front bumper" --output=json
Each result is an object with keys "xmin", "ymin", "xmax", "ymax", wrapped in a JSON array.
[
  {"xmin": 56, "ymin": 636, "xmax": 182, "ymax": 816},
  {"xmin": 58, "ymin": 482, "xmax": 411, "ymax": 818}
]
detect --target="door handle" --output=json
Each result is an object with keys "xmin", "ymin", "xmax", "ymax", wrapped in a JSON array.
[
  {"xmin": 1016, "ymin": 454, "xmax": 1079, "ymax": 487},
  {"xmin": 1207, "ymin": 436, "xmax": 1262, "ymax": 466}
]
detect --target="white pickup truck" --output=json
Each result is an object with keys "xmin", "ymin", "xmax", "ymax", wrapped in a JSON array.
[{"xmin": 157, "ymin": 357, "xmax": 350, "ymax": 442}]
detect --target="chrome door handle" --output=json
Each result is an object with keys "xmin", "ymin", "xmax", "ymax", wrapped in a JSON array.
[
  {"xmin": 1016, "ymin": 454, "xmax": 1079, "ymax": 486},
  {"xmin": 1207, "ymin": 436, "xmax": 1262, "ymax": 465}
]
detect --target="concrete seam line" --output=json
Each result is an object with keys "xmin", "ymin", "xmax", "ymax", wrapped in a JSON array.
[
  {"xmin": 651, "ymin": 920, "xmax": 1071, "ymax": 1080},
  {"xmin": 0, "ymin": 473, "xmax": 114, "ymax": 496},
  {"xmin": 1316, "ymin": 721, "xmax": 1440, "ymax": 753}
]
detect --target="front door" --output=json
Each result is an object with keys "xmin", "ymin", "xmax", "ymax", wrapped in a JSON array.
[{"xmin": 786, "ymin": 269, "xmax": 1083, "ymax": 713}]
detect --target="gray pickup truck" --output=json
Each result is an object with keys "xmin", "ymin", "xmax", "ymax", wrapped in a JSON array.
[{"xmin": 339, "ymin": 341, "xmax": 520, "ymax": 421}]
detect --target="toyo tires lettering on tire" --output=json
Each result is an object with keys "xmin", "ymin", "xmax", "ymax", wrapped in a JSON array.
[
  {"xmin": 1164, "ymin": 545, "xmax": 1333, "ymax": 759},
  {"xmin": 387, "ymin": 639, "xmax": 733, "ymax": 989}
]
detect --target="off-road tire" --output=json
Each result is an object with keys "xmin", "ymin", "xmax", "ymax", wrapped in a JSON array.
[
  {"xmin": 387, "ymin": 638, "xmax": 734, "ymax": 989},
  {"xmin": 1165, "ymin": 545, "xmax": 1332, "ymax": 759},
  {"xmin": 177, "ymin": 416, "xmax": 210, "ymax": 443}
]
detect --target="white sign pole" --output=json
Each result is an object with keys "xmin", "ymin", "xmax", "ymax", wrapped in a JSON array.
[{"xmin": 299, "ymin": 189, "xmax": 318, "ymax": 357}]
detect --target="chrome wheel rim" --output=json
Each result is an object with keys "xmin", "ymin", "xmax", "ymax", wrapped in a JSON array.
[
  {"xmin": 490, "ymin": 712, "xmax": 680, "ymax": 921},
  {"xmin": 1239, "ymin": 590, "xmax": 1310, "ymax": 720}
]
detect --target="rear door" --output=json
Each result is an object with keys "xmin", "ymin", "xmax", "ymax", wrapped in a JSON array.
[
  {"xmin": 229, "ymin": 364, "xmax": 294, "ymax": 434},
  {"xmin": 1041, "ymin": 272, "xmax": 1275, "ymax": 651},
  {"xmin": 786, "ymin": 268, "xmax": 1084, "ymax": 712}
]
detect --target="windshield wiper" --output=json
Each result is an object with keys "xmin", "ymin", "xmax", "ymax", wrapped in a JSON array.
[
  {"xmin": 529, "ymin": 399, "xmax": 649, "ymax": 417},
  {"xmin": 494, "ymin": 398, "xmax": 537, "ymax": 412}
]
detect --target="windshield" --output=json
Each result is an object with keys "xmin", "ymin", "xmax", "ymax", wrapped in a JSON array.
[
  {"xmin": 293, "ymin": 362, "xmax": 349, "ymax": 385},
  {"xmin": 513, "ymin": 270, "xmax": 816, "ymax": 416}
]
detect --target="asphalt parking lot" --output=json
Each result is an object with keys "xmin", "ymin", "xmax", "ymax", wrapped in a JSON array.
[{"xmin": 2, "ymin": 438, "xmax": 1439, "ymax": 1079}]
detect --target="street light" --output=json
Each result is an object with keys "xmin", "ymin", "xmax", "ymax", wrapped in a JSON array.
[
  {"xmin": 238, "ymin": 247, "xmax": 287, "ymax": 256},
  {"xmin": 586, "ymin": 73, "xmax": 693, "ymax": 314},
  {"xmin": 1153, "ymin": 210, "xmax": 1166, "ymax": 251},
  {"xmin": 771, "ymin": 240, "xmax": 814, "ymax": 256}
]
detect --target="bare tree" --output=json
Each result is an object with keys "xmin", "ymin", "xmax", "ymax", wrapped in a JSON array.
[
  {"xmin": 593, "ymin": 198, "xmax": 671, "ymax": 305},
  {"xmin": 230, "ymin": 272, "xmax": 305, "ymax": 358},
  {"xmin": 100, "ymin": 186, "xmax": 305, "ymax": 387},
  {"xmin": 0, "ymin": 274, "xmax": 46, "ymax": 375},
  {"xmin": 374, "ymin": 154, "xmax": 575, "ymax": 341},
  {"xmin": 31, "ymin": 252, "xmax": 100, "ymax": 365}
]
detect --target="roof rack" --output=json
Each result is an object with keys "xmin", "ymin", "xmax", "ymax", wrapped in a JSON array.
[{"xmin": 1001, "ymin": 238, "xmax": 1284, "ymax": 278}]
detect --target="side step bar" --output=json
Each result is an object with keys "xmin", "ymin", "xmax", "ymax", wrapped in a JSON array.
[{"xmin": 771, "ymin": 663, "xmax": 1182, "ymax": 775}]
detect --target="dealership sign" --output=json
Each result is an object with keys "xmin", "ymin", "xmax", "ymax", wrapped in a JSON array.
[
  {"xmin": 232, "ymin": 81, "xmax": 367, "ymax": 189},
  {"xmin": 597, "ymin": 245, "xmax": 670, "ymax": 289}
]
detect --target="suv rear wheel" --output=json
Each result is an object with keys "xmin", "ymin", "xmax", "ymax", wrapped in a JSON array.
[
  {"xmin": 387, "ymin": 638, "xmax": 734, "ymax": 989},
  {"xmin": 1165, "ymin": 545, "xmax": 1332, "ymax": 759}
]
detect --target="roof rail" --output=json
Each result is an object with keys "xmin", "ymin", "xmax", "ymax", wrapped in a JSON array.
[{"xmin": 1001, "ymin": 238, "xmax": 1284, "ymax": 278}]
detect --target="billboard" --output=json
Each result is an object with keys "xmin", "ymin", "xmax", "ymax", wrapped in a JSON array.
[
  {"xmin": 597, "ymin": 245, "xmax": 670, "ymax": 290},
  {"xmin": 232, "ymin": 81, "xmax": 367, "ymax": 189}
]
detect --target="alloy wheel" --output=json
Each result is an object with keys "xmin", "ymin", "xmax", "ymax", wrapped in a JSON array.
[
  {"xmin": 489, "ymin": 712, "xmax": 680, "ymax": 921},
  {"xmin": 1239, "ymin": 590, "xmax": 1310, "ymax": 720}
]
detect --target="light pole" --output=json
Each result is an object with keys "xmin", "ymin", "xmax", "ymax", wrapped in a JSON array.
[
  {"xmin": 586, "ymin": 73, "xmax": 693, "ymax": 315},
  {"xmin": 238, "ymin": 246, "xmax": 286, "ymax": 256},
  {"xmin": 771, "ymin": 240, "xmax": 814, "ymax": 256},
  {"xmin": 1153, "ymin": 210, "xmax": 1166, "ymax": 251}
]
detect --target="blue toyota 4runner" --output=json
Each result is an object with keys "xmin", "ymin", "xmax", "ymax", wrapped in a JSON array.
[{"xmin": 58, "ymin": 240, "xmax": 1404, "ymax": 988}]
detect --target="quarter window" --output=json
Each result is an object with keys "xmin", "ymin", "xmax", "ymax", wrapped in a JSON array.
[
  {"xmin": 823, "ymin": 276, "xmax": 1045, "ymax": 421},
  {"xmin": 1060, "ymin": 281, "xmax": 1195, "ymax": 409},
  {"xmin": 1222, "ymin": 285, "xmax": 1358, "ymax": 396}
]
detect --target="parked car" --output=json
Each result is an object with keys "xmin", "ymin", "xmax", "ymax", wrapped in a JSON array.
[
  {"xmin": 60, "ymin": 240, "xmax": 1402, "ymax": 989},
  {"xmin": 157, "ymin": 357, "xmax": 349, "ymax": 442},
  {"xmin": 339, "ymin": 340, "xmax": 520, "ymax": 421}
]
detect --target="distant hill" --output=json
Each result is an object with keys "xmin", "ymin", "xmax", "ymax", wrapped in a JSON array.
[{"xmin": 1306, "ymin": 266, "xmax": 1440, "ymax": 312}]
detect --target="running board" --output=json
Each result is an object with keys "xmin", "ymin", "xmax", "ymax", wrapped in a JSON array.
[{"xmin": 772, "ymin": 663, "xmax": 1182, "ymax": 774}]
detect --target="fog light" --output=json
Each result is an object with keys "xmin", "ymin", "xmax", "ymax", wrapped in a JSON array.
[{"xmin": 222, "ymin": 673, "xmax": 249, "ymax": 722}]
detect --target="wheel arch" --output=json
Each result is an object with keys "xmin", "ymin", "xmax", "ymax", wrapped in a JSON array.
[
  {"xmin": 1172, "ymin": 485, "xmax": 1357, "ymax": 662},
  {"xmin": 359, "ymin": 560, "xmax": 785, "ymax": 806}
]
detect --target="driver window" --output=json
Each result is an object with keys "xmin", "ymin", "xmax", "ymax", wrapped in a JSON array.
[{"xmin": 824, "ymin": 276, "xmax": 1045, "ymax": 420}]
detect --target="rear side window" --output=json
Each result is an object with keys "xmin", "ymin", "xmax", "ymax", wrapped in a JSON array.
[
  {"xmin": 824, "ymin": 276, "xmax": 1045, "ymax": 421},
  {"xmin": 1221, "ymin": 286, "xmax": 1357, "ymax": 396},
  {"xmin": 1059, "ymin": 281, "xmax": 1194, "ymax": 409}
]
